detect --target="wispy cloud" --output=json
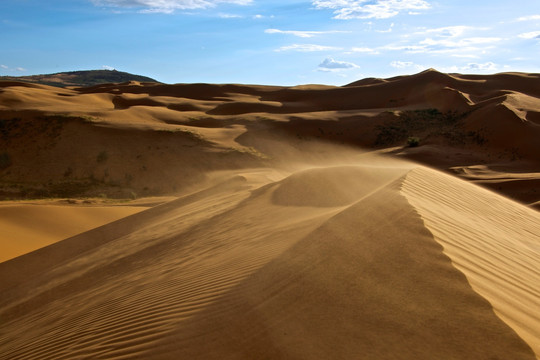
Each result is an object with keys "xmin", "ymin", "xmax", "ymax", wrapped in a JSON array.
[
  {"xmin": 253, "ymin": 14, "xmax": 274, "ymax": 19},
  {"xmin": 419, "ymin": 36, "xmax": 501, "ymax": 49},
  {"xmin": 276, "ymin": 44, "xmax": 342, "ymax": 52},
  {"xmin": 390, "ymin": 60, "xmax": 424, "ymax": 70},
  {"xmin": 312, "ymin": 0, "xmax": 431, "ymax": 20},
  {"xmin": 518, "ymin": 31, "xmax": 540, "ymax": 39},
  {"xmin": 463, "ymin": 62, "xmax": 496, "ymax": 71},
  {"xmin": 0, "ymin": 64, "xmax": 26, "ymax": 72},
  {"xmin": 91, "ymin": 0, "xmax": 252, "ymax": 13},
  {"xmin": 265, "ymin": 28, "xmax": 350, "ymax": 38},
  {"xmin": 390, "ymin": 60, "xmax": 412, "ymax": 68},
  {"xmin": 218, "ymin": 13, "xmax": 243, "ymax": 18},
  {"xmin": 318, "ymin": 57, "xmax": 359, "ymax": 71},
  {"xmin": 516, "ymin": 15, "xmax": 540, "ymax": 22},
  {"xmin": 441, "ymin": 62, "xmax": 498, "ymax": 73},
  {"xmin": 380, "ymin": 25, "xmax": 501, "ymax": 57},
  {"xmin": 350, "ymin": 47, "xmax": 380, "ymax": 54},
  {"xmin": 376, "ymin": 22, "xmax": 394, "ymax": 33},
  {"xmin": 102, "ymin": 65, "xmax": 116, "ymax": 70},
  {"xmin": 421, "ymin": 25, "xmax": 477, "ymax": 37}
]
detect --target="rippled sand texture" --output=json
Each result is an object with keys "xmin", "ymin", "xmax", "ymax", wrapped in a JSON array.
[{"xmin": 1, "ymin": 70, "xmax": 539, "ymax": 359}]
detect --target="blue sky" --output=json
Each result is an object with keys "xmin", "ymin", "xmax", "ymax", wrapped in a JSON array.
[{"xmin": 1, "ymin": 0, "xmax": 540, "ymax": 85}]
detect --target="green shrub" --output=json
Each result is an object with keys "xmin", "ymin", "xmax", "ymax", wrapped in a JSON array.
[{"xmin": 407, "ymin": 137, "xmax": 420, "ymax": 147}]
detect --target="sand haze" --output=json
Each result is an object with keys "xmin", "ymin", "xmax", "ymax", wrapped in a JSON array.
[{"xmin": 0, "ymin": 70, "xmax": 539, "ymax": 359}]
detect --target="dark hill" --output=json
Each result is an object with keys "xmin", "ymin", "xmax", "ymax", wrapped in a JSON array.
[{"xmin": 0, "ymin": 69, "xmax": 159, "ymax": 88}]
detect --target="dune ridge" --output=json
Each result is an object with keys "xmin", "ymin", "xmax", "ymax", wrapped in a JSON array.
[
  {"xmin": 402, "ymin": 166, "xmax": 540, "ymax": 358},
  {"xmin": 1, "ymin": 159, "xmax": 538, "ymax": 359},
  {"xmin": 1, "ymin": 70, "xmax": 540, "ymax": 358}
]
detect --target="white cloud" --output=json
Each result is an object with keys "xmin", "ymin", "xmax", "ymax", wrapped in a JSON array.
[
  {"xmin": 91, "ymin": 0, "xmax": 252, "ymax": 13},
  {"xmin": 265, "ymin": 28, "xmax": 350, "ymax": 38},
  {"xmin": 518, "ymin": 31, "xmax": 540, "ymax": 39},
  {"xmin": 450, "ymin": 53, "xmax": 479, "ymax": 59},
  {"xmin": 351, "ymin": 46, "xmax": 380, "ymax": 54},
  {"xmin": 443, "ymin": 62, "xmax": 497, "ymax": 73},
  {"xmin": 0, "ymin": 65, "xmax": 26, "ymax": 72},
  {"xmin": 380, "ymin": 26, "xmax": 500, "ymax": 58},
  {"xmin": 376, "ymin": 22, "xmax": 394, "ymax": 33},
  {"xmin": 218, "ymin": 13, "xmax": 241, "ymax": 18},
  {"xmin": 378, "ymin": 36, "xmax": 500, "ymax": 57},
  {"xmin": 419, "ymin": 36, "xmax": 501, "ymax": 48},
  {"xmin": 276, "ymin": 44, "xmax": 342, "ymax": 52},
  {"xmin": 422, "ymin": 25, "xmax": 475, "ymax": 38},
  {"xmin": 102, "ymin": 65, "xmax": 116, "ymax": 70},
  {"xmin": 463, "ymin": 62, "xmax": 496, "ymax": 71},
  {"xmin": 318, "ymin": 57, "xmax": 359, "ymax": 71},
  {"xmin": 517, "ymin": 15, "xmax": 540, "ymax": 21},
  {"xmin": 390, "ymin": 60, "xmax": 423, "ymax": 70},
  {"xmin": 390, "ymin": 60, "xmax": 413, "ymax": 68},
  {"xmin": 380, "ymin": 44, "xmax": 427, "ymax": 52},
  {"xmin": 312, "ymin": 0, "xmax": 431, "ymax": 20}
]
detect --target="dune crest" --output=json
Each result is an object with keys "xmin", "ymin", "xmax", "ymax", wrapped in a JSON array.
[
  {"xmin": 402, "ymin": 167, "xmax": 540, "ymax": 358},
  {"xmin": 1, "ymin": 159, "xmax": 538, "ymax": 359}
]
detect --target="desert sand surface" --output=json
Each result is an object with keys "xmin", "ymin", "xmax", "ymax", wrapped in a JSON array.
[
  {"xmin": 0, "ymin": 200, "xmax": 151, "ymax": 262},
  {"xmin": 1, "ymin": 70, "xmax": 539, "ymax": 359}
]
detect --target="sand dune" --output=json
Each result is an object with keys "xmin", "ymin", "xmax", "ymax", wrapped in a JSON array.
[
  {"xmin": 1, "ymin": 70, "xmax": 540, "ymax": 358},
  {"xmin": 1, "ymin": 159, "xmax": 539, "ymax": 359},
  {"xmin": 0, "ymin": 201, "xmax": 148, "ymax": 262},
  {"xmin": 2, "ymin": 69, "xmax": 540, "ymax": 206},
  {"xmin": 403, "ymin": 167, "xmax": 540, "ymax": 358}
]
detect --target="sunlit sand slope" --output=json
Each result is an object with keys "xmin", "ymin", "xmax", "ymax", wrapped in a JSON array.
[
  {"xmin": 0, "ymin": 162, "xmax": 536, "ymax": 359},
  {"xmin": 0, "ymin": 203, "xmax": 148, "ymax": 262},
  {"xmin": 402, "ymin": 167, "xmax": 540, "ymax": 359}
]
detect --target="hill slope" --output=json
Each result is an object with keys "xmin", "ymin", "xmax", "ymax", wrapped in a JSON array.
[{"xmin": 0, "ymin": 69, "xmax": 158, "ymax": 88}]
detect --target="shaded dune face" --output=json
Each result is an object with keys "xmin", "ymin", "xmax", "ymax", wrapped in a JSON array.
[{"xmin": 0, "ymin": 164, "xmax": 536, "ymax": 359}]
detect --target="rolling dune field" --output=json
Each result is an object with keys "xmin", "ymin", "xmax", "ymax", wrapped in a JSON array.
[{"xmin": 1, "ymin": 70, "xmax": 539, "ymax": 359}]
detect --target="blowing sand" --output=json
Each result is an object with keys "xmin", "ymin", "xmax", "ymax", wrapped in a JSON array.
[
  {"xmin": 1, "ymin": 70, "xmax": 540, "ymax": 359},
  {"xmin": 0, "ymin": 158, "xmax": 538, "ymax": 359}
]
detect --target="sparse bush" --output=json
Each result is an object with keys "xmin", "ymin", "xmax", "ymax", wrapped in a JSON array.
[
  {"xmin": 375, "ymin": 108, "xmax": 470, "ymax": 147},
  {"xmin": 407, "ymin": 137, "xmax": 420, "ymax": 147}
]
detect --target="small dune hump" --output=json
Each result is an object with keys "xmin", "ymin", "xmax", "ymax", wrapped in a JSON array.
[
  {"xmin": 271, "ymin": 165, "xmax": 406, "ymax": 207},
  {"xmin": 1, "ymin": 70, "xmax": 540, "ymax": 359}
]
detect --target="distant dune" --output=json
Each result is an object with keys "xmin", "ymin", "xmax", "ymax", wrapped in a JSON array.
[
  {"xmin": 0, "ymin": 69, "xmax": 158, "ymax": 88},
  {"xmin": 0, "ymin": 70, "xmax": 539, "ymax": 359},
  {"xmin": 1, "ymin": 69, "xmax": 539, "ymax": 207}
]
